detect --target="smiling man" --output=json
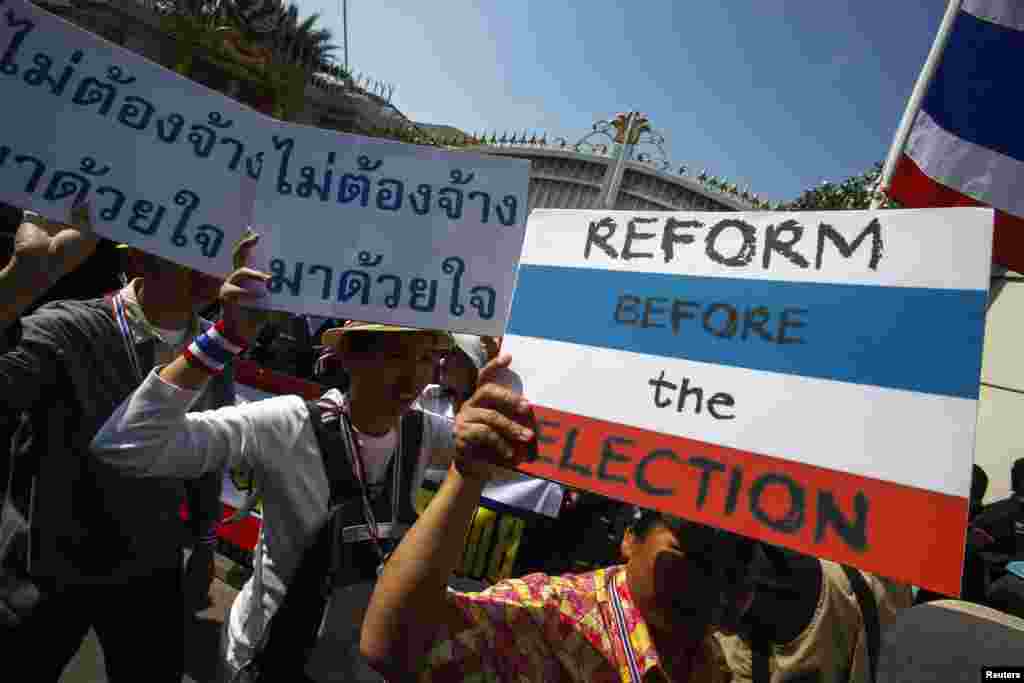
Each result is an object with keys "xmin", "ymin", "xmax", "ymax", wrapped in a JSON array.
[
  {"xmin": 91, "ymin": 260, "xmax": 461, "ymax": 683},
  {"xmin": 360, "ymin": 353, "xmax": 758, "ymax": 683}
]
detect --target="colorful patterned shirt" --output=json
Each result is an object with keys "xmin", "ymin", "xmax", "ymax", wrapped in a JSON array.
[{"xmin": 420, "ymin": 565, "xmax": 731, "ymax": 683}]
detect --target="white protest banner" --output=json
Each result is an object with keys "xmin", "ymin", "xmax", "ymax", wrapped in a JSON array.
[
  {"xmin": 503, "ymin": 207, "xmax": 993, "ymax": 595},
  {"xmin": 0, "ymin": 0, "xmax": 530, "ymax": 335},
  {"xmin": 246, "ymin": 121, "xmax": 529, "ymax": 336},
  {"xmin": 0, "ymin": 0, "xmax": 261, "ymax": 274}
]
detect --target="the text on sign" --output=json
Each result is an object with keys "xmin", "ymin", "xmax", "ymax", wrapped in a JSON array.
[{"xmin": 584, "ymin": 216, "xmax": 884, "ymax": 270}]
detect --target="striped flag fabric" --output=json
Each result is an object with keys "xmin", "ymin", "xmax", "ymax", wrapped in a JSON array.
[
  {"xmin": 886, "ymin": 0, "xmax": 1024, "ymax": 273},
  {"xmin": 502, "ymin": 208, "xmax": 993, "ymax": 595}
]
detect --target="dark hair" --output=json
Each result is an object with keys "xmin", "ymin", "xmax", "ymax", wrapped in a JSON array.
[
  {"xmin": 971, "ymin": 464, "xmax": 989, "ymax": 503},
  {"xmin": 1012, "ymin": 458, "xmax": 1024, "ymax": 495},
  {"xmin": 630, "ymin": 509, "xmax": 757, "ymax": 582},
  {"xmin": 345, "ymin": 330, "xmax": 388, "ymax": 355}
]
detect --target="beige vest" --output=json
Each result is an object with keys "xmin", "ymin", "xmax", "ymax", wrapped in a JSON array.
[{"xmin": 715, "ymin": 561, "xmax": 913, "ymax": 683}]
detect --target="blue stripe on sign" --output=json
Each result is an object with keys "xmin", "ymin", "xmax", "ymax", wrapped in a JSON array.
[
  {"xmin": 922, "ymin": 10, "xmax": 1024, "ymax": 162},
  {"xmin": 506, "ymin": 264, "xmax": 987, "ymax": 399}
]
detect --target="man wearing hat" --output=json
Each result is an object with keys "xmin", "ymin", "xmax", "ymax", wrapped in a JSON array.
[
  {"xmin": 0, "ymin": 209, "xmax": 237, "ymax": 681},
  {"xmin": 91, "ymin": 256, "xmax": 472, "ymax": 682}
]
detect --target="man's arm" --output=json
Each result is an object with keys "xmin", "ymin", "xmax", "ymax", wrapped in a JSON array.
[
  {"xmin": 361, "ymin": 354, "xmax": 536, "ymax": 678},
  {"xmin": 91, "ymin": 239, "xmax": 279, "ymax": 478},
  {"xmin": 90, "ymin": 367, "xmax": 310, "ymax": 479}
]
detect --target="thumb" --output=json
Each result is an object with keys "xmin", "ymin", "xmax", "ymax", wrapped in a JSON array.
[
  {"xmin": 233, "ymin": 231, "xmax": 260, "ymax": 270},
  {"xmin": 476, "ymin": 352, "xmax": 512, "ymax": 386}
]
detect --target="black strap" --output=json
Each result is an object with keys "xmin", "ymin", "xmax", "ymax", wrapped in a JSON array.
[
  {"xmin": 396, "ymin": 409, "xmax": 424, "ymax": 523},
  {"xmin": 841, "ymin": 565, "xmax": 880, "ymax": 683},
  {"xmin": 305, "ymin": 401, "xmax": 362, "ymax": 505},
  {"xmin": 752, "ymin": 627, "xmax": 772, "ymax": 683}
]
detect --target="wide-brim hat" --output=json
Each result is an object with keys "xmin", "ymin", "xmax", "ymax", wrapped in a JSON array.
[{"xmin": 321, "ymin": 320, "xmax": 453, "ymax": 350}]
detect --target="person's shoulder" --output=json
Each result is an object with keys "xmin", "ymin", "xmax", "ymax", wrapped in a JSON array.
[
  {"xmin": 501, "ymin": 568, "xmax": 607, "ymax": 605},
  {"xmin": 20, "ymin": 296, "xmax": 113, "ymax": 343},
  {"xmin": 975, "ymin": 497, "xmax": 1019, "ymax": 527}
]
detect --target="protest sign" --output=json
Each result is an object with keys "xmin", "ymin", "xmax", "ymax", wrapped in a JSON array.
[
  {"xmin": 0, "ymin": 0, "xmax": 260, "ymax": 275},
  {"xmin": 503, "ymin": 207, "xmax": 993, "ymax": 595},
  {"xmin": 246, "ymin": 121, "xmax": 529, "ymax": 336},
  {"xmin": 0, "ymin": 0, "xmax": 530, "ymax": 335}
]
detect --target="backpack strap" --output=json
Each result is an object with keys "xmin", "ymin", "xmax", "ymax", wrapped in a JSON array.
[
  {"xmin": 396, "ymin": 409, "xmax": 424, "ymax": 524},
  {"xmin": 841, "ymin": 565, "xmax": 880, "ymax": 683},
  {"xmin": 752, "ymin": 626, "xmax": 772, "ymax": 683},
  {"xmin": 305, "ymin": 400, "xmax": 361, "ymax": 504}
]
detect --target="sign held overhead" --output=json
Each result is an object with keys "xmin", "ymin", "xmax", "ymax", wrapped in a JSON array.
[
  {"xmin": 503, "ymin": 207, "xmax": 994, "ymax": 596},
  {"xmin": 0, "ymin": 0, "xmax": 529, "ymax": 335}
]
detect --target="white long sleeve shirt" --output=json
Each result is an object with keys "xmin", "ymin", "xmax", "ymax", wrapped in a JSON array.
[{"xmin": 91, "ymin": 369, "xmax": 454, "ymax": 674}]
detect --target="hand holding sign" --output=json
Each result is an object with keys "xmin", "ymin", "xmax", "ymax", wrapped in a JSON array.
[{"xmin": 453, "ymin": 353, "xmax": 536, "ymax": 483}]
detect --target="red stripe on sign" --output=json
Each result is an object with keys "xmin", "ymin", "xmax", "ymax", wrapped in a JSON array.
[
  {"xmin": 235, "ymin": 359, "xmax": 326, "ymax": 400},
  {"xmin": 889, "ymin": 154, "xmax": 1024, "ymax": 274},
  {"xmin": 516, "ymin": 406, "xmax": 968, "ymax": 596}
]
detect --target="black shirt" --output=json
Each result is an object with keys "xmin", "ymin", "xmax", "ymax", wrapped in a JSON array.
[{"xmin": 975, "ymin": 496, "xmax": 1024, "ymax": 559}]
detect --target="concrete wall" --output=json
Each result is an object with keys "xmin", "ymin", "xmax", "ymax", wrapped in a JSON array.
[{"xmin": 976, "ymin": 270, "xmax": 1024, "ymax": 503}]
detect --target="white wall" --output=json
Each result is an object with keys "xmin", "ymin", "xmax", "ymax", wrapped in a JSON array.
[{"xmin": 975, "ymin": 270, "xmax": 1024, "ymax": 503}]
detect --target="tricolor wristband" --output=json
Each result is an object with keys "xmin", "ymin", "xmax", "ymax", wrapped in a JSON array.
[{"xmin": 183, "ymin": 319, "xmax": 248, "ymax": 376}]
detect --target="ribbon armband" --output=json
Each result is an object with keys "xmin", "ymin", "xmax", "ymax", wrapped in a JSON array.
[{"xmin": 183, "ymin": 319, "xmax": 247, "ymax": 376}]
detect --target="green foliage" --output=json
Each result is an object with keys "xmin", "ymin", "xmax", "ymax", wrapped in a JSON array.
[
  {"xmin": 783, "ymin": 162, "xmax": 901, "ymax": 211},
  {"xmin": 159, "ymin": 11, "xmax": 309, "ymax": 120},
  {"xmin": 363, "ymin": 125, "xmax": 477, "ymax": 149}
]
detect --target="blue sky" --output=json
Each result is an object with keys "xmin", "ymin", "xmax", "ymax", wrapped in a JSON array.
[{"xmin": 297, "ymin": 0, "xmax": 946, "ymax": 203}]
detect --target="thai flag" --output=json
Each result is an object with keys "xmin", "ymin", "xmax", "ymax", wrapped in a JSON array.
[
  {"xmin": 884, "ymin": 0, "xmax": 1024, "ymax": 273},
  {"xmin": 502, "ymin": 208, "xmax": 993, "ymax": 595}
]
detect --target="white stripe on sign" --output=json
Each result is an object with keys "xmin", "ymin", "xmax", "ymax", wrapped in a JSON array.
[
  {"xmin": 519, "ymin": 208, "xmax": 993, "ymax": 291},
  {"xmin": 504, "ymin": 334, "xmax": 976, "ymax": 498}
]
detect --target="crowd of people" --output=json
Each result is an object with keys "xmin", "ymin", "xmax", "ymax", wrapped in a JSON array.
[{"xmin": 1, "ymin": 201, "xmax": 1022, "ymax": 682}]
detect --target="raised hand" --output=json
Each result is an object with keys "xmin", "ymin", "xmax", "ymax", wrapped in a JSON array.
[
  {"xmin": 220, "ymin": 230, "xmax": 271, "ymax": 346},
  {"xmin": 453, "ymin": 353, "xmax": 536, "ymax": 482},
  {"xmin": 11, "ymin": 203, "xmax": 98, "ymax": 289}
]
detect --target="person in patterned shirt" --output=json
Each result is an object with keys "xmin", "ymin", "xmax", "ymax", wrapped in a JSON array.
[{"xmin": 360, "ymin": 352, "xmax": 759, "ymax": 682}]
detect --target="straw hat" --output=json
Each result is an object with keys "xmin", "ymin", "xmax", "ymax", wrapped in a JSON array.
[{"xmin": 320, "ymin": 320, "xmax": 453, "ymax": 350}]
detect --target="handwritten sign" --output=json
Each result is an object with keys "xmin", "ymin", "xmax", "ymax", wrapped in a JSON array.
[
  {"xmin": 246, "ymin": 121, "xmax": 529, "ymax": 336},
  {"xmin": 503, "ymin": 208, "xmax": 993, "ymax": 595},
  {"xmin": 0, "ymin": 0, "xmax": 529, "ymax": 335},
  {"xmin": 0, "ymin": 0, "xmax": 261, "ymax": 274}
]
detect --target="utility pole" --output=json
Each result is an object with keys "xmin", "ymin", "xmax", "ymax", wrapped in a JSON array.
[{"xmin": 602, "ymin": 111, "xmax": 637, "ymax": 209}]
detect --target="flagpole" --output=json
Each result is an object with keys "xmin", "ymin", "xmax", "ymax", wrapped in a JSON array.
[
  {"xmin": 342, "ymin": 0, "xmax": 349, "ymax": 72},
  {"xmin": 872, "ymin": 0, "xmax": 963, "ymax": 209}
]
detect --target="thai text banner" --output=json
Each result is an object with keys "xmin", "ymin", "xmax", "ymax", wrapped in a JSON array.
[
  {"xmin": 247, "ymin": 119, "xmax": 529, "ymax": 336},
  {"xmin": 0, "ymin": 0, "xmax": 529, "ymax": 335},
  {"xmin": 503, "ymin": 207, "xmax": 994, "ymax": 595}
]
